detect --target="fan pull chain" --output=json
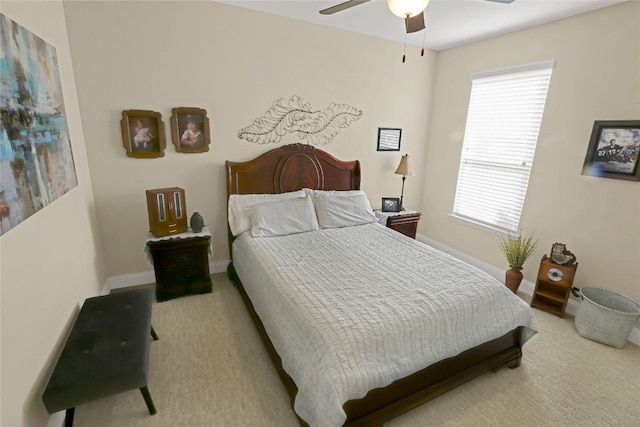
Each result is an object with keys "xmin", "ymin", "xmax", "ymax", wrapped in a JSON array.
[
  {"xmin": 421, "ymin": 25, "xmax": 426, "ymax": 57},
  {"xmin": 402, "ymin": 19, "xmax": 408, "ymax": 63}
]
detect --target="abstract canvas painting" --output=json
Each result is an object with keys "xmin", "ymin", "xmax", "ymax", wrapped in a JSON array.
[{"xmin": 0, "ymin": 14, "xmax": 77, "ymax": 235}]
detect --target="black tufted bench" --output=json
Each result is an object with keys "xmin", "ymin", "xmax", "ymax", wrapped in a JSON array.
[{"xmin": 43, "ymin": 287, "xmax": 159, "ymax": 426}]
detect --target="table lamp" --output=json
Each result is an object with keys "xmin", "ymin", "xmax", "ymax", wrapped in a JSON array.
[{"xmin": 394, "ymin": 154, "xmax": 414, "ymax": 211}]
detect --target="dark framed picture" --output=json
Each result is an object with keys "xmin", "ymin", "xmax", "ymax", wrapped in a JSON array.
[
  {"xmin": 582, "ymin": 120, "xmax": 640, "ymax": 181},
  {"xmin": 382, "ymin": 197, "xmax": 401, "ymax": 212},
  {"xmin": 121, "ymin": 110, "xmax": 166, "ymax": 158},
  {"xmin": 170, "ymin": 107, "xmax": 211, "ymax": 153},
  {"xmin": 377, "ymin": 128, "xmax": 402, "ymax": 151}
]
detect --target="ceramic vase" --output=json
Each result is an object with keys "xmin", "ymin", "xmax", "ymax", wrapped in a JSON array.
[
  {"xmin": 505, "ymin": 268, "xmax": 523, "ymax": 294},
  {"xmin": 190, "ymin": 212, "xmax": 204, "ymax": 233}
]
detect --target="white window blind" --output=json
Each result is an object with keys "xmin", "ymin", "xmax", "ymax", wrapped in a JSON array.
[{"xmin": 452, "ymin": 60, "xmax": 554, "ymax": 235}]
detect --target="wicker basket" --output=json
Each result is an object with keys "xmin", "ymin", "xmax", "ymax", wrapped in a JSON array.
[{"xmin": 573, "ymin": 287, "xmax": 640, "ymax": 348}]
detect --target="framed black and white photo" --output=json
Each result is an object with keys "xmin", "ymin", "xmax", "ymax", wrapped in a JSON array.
[
  {"xmin": 382, "ymin": 197, "xmax": 401, "ymax": 212},
  {"xmin": 582, "ymin": 120, "xmax": 640, "ymax": 181},
  {"xmin": 377, "ymin": 128, "xmax": 402, "ymax": 151}
]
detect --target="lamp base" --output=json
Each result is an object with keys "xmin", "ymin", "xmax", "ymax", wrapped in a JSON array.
[{"xmin": 399, "ymin": 176, "xmax": 406, "ymax": 211}]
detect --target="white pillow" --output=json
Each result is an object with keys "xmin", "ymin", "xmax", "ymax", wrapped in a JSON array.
[
  {"xmin": 244, "ymin": 196, "xmax": 319, "ymax": 237},
  {"xmin": 228, "ymin": 190, "xmax": 306, "ymax": 236},
  {"xmin": 312, "ymin": 189, "xmax": 366, "ymax": 197},
  {"xmin": 313, "ymin": 191, "xmax": 377, "ymax": 229}
]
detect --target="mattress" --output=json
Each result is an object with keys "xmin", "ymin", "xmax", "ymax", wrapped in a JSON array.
[{"xmin": 233, "ymin": 222, "xmax": 537, "ymax": 427}]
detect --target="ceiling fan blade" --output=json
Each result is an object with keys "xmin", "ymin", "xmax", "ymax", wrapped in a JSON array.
[
  {"xmin": 406, "ymin": 12, "xmax": 425, "ymax": 33},
  {"xmin": 484, "ymin": 0, "xmax": 516, "ymax": 3},
  {"xmin": 320, "ymin": 0, "xmax": 371, "ymax": 15}
]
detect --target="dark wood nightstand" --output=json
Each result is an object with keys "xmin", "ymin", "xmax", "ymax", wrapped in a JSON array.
[
  {"xmin": 146, "ymin": 229, "xmax": 212, "ymax": 302},
  {"xmin": 374, "ymin": 210, "xmax": 422, "ymax": 239},
  {"xmin": 531, "ymin": 255, "xmax": 578, "ymax": 318}
]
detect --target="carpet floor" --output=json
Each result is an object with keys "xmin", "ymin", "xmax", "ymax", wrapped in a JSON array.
[{"xmin": 73, "ymin": 273, "xmax": 640, "ymax": 427}]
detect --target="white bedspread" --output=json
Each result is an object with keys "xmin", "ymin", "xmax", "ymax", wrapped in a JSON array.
[{"xmin": 233, "ymin": 223, "xmax": 536, "ymax": 427}]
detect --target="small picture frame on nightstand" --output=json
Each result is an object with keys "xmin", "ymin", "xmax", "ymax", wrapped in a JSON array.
[{"xmin": 382, "ymin": 197, "xmax": 401, "ymax": 212}]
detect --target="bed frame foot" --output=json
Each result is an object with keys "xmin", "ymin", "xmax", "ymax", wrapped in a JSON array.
[
  {"xmin": 508, "ymin": 357, "xmax": 522, "ymax": 369},
  {"xmin": 226, "ymin": 262, "xmax": 239, "ymax": 286},
  {"xmin": 491, "ymin": 353, "xmax": 522, "ymax": 372}
]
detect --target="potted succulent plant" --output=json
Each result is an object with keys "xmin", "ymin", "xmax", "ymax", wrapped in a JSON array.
[{"xmin": 499, "ymin": 231, "xmax": 538, "ymax": 293}]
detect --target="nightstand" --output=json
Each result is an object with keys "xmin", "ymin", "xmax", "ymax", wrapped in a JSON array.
[
  {"xmin": 374, "ymin": 209, "xmax": 422, "ymax": 239},
  {"xmin": 531, "ymin": 255, "xmax": 578, "ymax": 318},
  {"xmin": 145, "ymin": 227, "xmax": 212, "ymax": 302}
]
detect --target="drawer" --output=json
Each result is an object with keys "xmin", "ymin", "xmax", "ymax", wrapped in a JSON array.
[
  {"xmin": 156, "ymin": 268, "xmax": 212, "ymax": 302},
  {"xmin": 390, "ymin": 222, "xmax": 417, "ymax": 238},
  {"xmin": 155, "ymin": 250, "xmax": 203, "ymax": 270},
  {"xmin": 158, "ymin": 268, "xmax": 203, "ymax": 287},
  {"xmin": 386, "ymin": 213, "xmax": 421, "ymax": 226}
]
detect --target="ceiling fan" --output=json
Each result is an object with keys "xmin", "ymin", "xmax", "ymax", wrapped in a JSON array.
[
  {"xmin": 320, "ymin": 0, "xmax": 516, "ymax": 62},
  {"xmin": 320, "ymin": 0, "xmax": 517, "ymax": 34}
]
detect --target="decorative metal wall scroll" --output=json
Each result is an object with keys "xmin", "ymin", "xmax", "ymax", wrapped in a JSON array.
[{"xmin": 238, "ymin": 95, "xmax": 363, "ymax": 145}]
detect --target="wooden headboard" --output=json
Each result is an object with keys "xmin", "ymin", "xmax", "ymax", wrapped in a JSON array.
[
  {"xmin": 225, "ymin": 143, "xmax": 361, "ymax": 256},
  {"xmin": 226, "ymin": 143, "xmax": 360, "ymax": 196}
]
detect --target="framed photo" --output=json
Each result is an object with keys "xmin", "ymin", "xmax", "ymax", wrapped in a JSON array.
[
  {"xmin": 121, "ymin": 110, "xmax": 166, "ymax": 158},
  {"xmin": 170, "ymin": 107, "xmax": 211, "ymax": 153},
  {"xmin": 377, "ymin": 128, "xmax": 402, "ymax": 151},
  {"xmin": 382, "ymin": 197, "xmax": 401, "ymax": 212},
  {"xmin": 582, "ymin": 120, "xmax": 640, "ymax": 181}
]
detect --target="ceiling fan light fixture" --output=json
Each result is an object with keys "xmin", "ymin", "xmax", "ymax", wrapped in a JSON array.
[{"xmin": 387, "ymin": 0, "xmax": 430, "ymax": 18}]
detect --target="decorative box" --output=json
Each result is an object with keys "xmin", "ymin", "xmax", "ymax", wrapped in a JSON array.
[{"xmin": 145, "ymin": 187, "xmax": 187, "ymax": 237}]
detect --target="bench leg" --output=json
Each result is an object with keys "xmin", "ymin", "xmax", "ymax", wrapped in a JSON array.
[
  {"xmin": 140, "ymin": 386, "xmax": 157, "ymax": 415},
  {"xmin": 150, "ymin": 326, "xmax": 159, "ymax": 341},
  {"xmin": 64, "ymin": 407, "xmax": 75, "ymax": 427}
]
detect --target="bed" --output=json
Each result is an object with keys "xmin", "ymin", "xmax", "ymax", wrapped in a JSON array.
[{"xmin": 225, "ymin": 143, "xmax": 536, "ymax": 427}]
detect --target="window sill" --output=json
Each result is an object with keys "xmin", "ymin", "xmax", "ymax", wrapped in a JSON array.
[{"xmin": 448, "ymin": 213, "xmax": 513, "ymax": 237}]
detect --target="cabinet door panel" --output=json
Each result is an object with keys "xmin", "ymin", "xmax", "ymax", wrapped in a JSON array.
[
  {"xmin": 157, "ymin": 193, "xmax": 167, "ymax": 221},
  {"xmin": 172, "ymin": 190, "xmax": 184, "ymax": 221}
]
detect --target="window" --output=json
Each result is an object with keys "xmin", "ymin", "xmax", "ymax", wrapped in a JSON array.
[{"xmin": 452, "ymin": 60, "xmax": 554, "ymax": 235}]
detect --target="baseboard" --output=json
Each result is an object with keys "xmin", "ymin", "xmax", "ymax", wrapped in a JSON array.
[
  {"xmin": 628, "ymin": 327, "xmax": 640, "ymax": 344},
  {"xmin": 46, "ymin": 411, "xmax": 65, "ymax": 427},
  {"xmin": 102, "ymin": 259, "xmax": 230, "ymax": 294},
  {"xmin": 416, "ymin": 233, "xmax": 638, "ymax": 346}
]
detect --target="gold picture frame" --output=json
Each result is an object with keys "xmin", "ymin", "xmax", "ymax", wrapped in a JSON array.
[
  {"xmin": 121, "ymin": 110, "xmax": 166, "ymax": 158},
  {"xmin": 170, "ymin": 107, "xmax": 211, "ymax": 153}
]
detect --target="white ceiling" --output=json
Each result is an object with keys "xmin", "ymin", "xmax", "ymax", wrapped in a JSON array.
[{"xmin": 216, "ymin": 0, "xmax": 627, "ymax": 51}]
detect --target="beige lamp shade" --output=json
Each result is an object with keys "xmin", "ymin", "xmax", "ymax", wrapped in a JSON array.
[
  {"xmin": 387, "ymin": 0, "xmax": 430, "ymax": 18},
  {"xmin": 394, "ymin": 154, "xmax": 414, "ymax": 176}
]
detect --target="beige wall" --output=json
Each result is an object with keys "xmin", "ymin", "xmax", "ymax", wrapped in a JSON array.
[
  {"xmin": 422, "ymin": 1, "xmax": 640, "ymax": 303},
  {"xmin": 1, "ymin": 1, "xmax": 638, "ymax": 425},
  {"xmin": 63, "ymin": 0, "xmax": 435, "ymax": 276},
  {"xmin": 0, "ymin": 1, "xmax": 108, "ymax": 426}
]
